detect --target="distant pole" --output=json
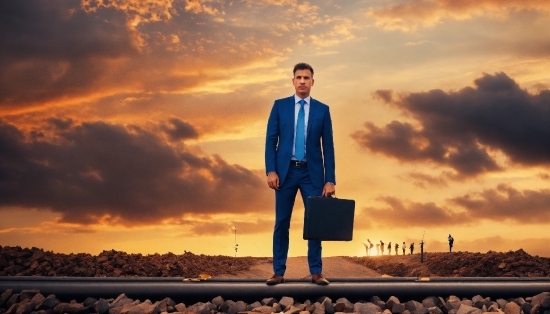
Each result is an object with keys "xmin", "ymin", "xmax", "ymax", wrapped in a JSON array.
[
  {"xmin": 420, "ymin": 231, "xmax": 425, "ymax": 263},
  {"xmin": 234, "ymin": 227, "xmax": 237, "ymax": 257},
  {"xmin": 230, "ymin": 226, "xmax": 240, "ymax": 257}
]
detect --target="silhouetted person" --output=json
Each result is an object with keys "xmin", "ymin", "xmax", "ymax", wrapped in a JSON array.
[
  {"xmin": 363, "ymin": 239, "xmax": 373, "ymax": 256},
  {"xmin": 369, "ymin": 240, "xmax": 374, "ymax": 254},
  {"xmin": 448, "ymin": 234, "xmax": 454, "ymax": 252},
  {"xmin": 402, "ymin": 242, "xmax": 406, "ymax": 255},
  {"xmin": 376, "ymin": 243, "xmax": 380, "ymax": 256},
  {"xmin": 409, "ymin": 242, "xmax": 414, "ymax": 254},
  {"xmin": 380, "ymin": 241, "xmax": 385, "ymax": 255},
  {"xmin": 395, "ymin": 243, "xmax": 399, "ymax": 255},
  {"xmin": 387, "ymin": 242, "xmax": 392, "ymax": 255}
]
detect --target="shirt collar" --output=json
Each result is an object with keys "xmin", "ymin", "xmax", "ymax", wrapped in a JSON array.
[{"xmin": 294, "ymin": 94, "xmax": 311, "ymax": 105}]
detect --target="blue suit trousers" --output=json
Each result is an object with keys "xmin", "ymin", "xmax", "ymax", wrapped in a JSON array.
[{"xmin": 273, "ymin": 163, "xmax": 323, "ymax": 275}]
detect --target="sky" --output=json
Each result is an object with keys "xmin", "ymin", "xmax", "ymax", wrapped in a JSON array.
[{"xmin": 0, "ymin": 0, "xmax": 549, "ymax": 259}]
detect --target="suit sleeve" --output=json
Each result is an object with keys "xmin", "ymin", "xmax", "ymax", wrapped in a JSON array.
[
  {"xmin": 322, "ymin": 107, "xmax": 336, "ymax": 184},
  {"xmin": 265, "ymin": 101, "xmax": 279, "ymax": 175}
]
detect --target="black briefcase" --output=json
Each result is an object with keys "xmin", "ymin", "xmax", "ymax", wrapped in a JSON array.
[{"xmin": 303, "ymin": 196, "xmax": 355, "ymax": 241}]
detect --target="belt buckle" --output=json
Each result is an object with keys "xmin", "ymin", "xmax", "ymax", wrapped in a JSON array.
[{"xmin": 293, "ymin": 161, "xmax": 304, "ymax": 166}]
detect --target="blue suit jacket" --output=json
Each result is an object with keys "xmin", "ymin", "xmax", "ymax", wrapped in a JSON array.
[{"xmin": 265, "ymin": 95, "xmax": 336, "ymax": 189}]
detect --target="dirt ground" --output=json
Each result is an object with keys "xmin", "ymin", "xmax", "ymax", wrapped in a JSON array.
[
  {"xmin": 2, "ymin": 246, "xmax": 550, "ymax": 278},
  {"xmin": 218, "ymin": 249, "xmax": 550, "ymax": 278},
  {"xmin": 216, "ymin": 256, "xmax": 382, "ymax": 278}
]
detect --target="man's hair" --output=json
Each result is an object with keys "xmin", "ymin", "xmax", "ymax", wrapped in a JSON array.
[{"xmin": 293, "ymin": 63, "xmax": 314, "ymax": 77}]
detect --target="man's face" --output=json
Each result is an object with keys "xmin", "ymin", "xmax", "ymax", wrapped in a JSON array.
[{"xmin": 292, "ymin": 69, "xmax": 314, "ymax": 97}]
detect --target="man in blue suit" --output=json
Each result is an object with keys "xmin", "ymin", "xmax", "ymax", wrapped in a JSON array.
[{"xmin": 265, "ymin": 63, "xmax": 336, "ymax": 285}]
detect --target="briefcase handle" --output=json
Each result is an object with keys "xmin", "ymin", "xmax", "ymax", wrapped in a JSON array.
[{"xmin": 309, "ymin": 195, "xmax": 337, "ymax": 199}]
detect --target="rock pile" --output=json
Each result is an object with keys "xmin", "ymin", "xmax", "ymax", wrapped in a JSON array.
[
  {"xmin": 346, "ymin": 250, "xmax": 550, "ymax": 277},
  {"xmin": 0, "ymin": 246, "xmax": 262, "ymax": 278},
  {"xmin": 426, "ymin": 250, "xmax": 550, "ymax": 277},
  {"xmin": 2, "ymin": 245, "xmax": 550, "ymax": 279},
  {"xmin": 1, "ymin": 288, "xmax": 550, "ymax": 314}
]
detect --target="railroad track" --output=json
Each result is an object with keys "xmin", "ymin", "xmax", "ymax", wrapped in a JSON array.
[{"xmin": 2, "ymin": 277, "xmax": 550, "ymax": 303}]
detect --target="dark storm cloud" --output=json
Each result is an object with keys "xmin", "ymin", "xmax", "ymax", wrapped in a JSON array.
[
  {"xmin": 162, "ymin": 118, "xmax": 199, "ymax": 141},
  {"xmin": 0, "ymin": 120, "xmax": 271, "ymax": 225},
  {"xmin": 450, "ymin": 184, "xmax": 550, "ymax": 224},
  {"xmin": 47, "ymin": 117, "xmax": 74, "ymax": 130},
  {"xmin": 352, "ymin": 72, "xmax": 550, "ymax": 177},
  {"xmin": 0, "ymin": 0, "xmax": 137, "ymax": 106},
  {"xmin": 0, "ymin": 0, "xmax": 133, "ymax": 60}
]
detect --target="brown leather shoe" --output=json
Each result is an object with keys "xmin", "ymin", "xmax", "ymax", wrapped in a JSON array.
[
  {"xmin": 311, "ymin": 273, "xmax": 329, "ymax": 285},
  {"xmin": 266, "ymin": 274, "xmax": 285, "ymax": 285}
]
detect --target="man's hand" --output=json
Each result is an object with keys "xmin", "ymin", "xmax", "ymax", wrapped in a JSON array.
[
  {"xmin": 322, "ymin": 182, "xmax": 335, "ymax": 197},
  {"xmin": 267, "ymin": 172, "xmax": 280, "ymax": 190}
]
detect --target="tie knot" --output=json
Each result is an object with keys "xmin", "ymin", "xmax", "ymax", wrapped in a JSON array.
[{"xmin": 299, "ymin": 99, "xmax": 306, "ymax": 106}]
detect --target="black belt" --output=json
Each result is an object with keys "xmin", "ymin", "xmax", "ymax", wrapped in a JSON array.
[{"xmin": 290, "ymin": 160, "xmax": 307, "ymax": 166}]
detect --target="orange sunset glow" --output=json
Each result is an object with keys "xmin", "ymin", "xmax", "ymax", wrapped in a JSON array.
[{"xmin": 1, "ymin": 0, "xmax": 549, "ymax": 258}]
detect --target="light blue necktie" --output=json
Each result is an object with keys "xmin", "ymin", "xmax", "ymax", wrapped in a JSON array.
[{"xmin": 295, "ymin": 99, "xmax": 306, "ymax": 161}]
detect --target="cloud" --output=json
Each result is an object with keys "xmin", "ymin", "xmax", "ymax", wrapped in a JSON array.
[
  {"xmin": 361, "ymin": 196, "xmax": 472, "ymax": 228},
  {"xmin": 353, "ymin": 120, "xmax": 502, "ymax": 177},
  {"xmin": 47, "ymin": 117, "xmax": 74, "ymax": 131},
  {"xmin": 0, "ymin": 119, "xmax": 272, "ymax": 226},
  {"xmin": 407, "ymin": 172, "xmax": 449, "ymax": 189},
  {"xmin": 366, "ymin": 0, "xmax": 550, "ymax": 32},
  {"xmin": 183, "ymin": 0, "xmax": 220, "ymax": 16},
  {"xmin": 352, "ymin": 72, "xmax": 550, "ymax": 178},
  {"xmin": 0, "ymin": 0, "xmax": 138, "ymax": 108},
  {"xmin": 450, "ymin": 184, "xmax": 550, "ymax": 223},
  {"xmin": 184, "ymin": 218, "xmax": 274, "ymax": 236},
  {"xmin": 82, "ymin": 0, "xmax": 177, "ymax": 25},
  {"xmin": 0, "ymin": 0, "xmax": 361, "ymax": 121},
  {"xmin": 162, "ymin": 118, "xmax": 199, "ymax": 141},
  {"xmin": 0, "ymin": 0, "xmax": 278, "ymax": 111},
  {"xmin": 358, "ymin": 184, "xmax": 550, "ymax": 229},
  {"xmin": 308, "ymin": 17, "xmax": 357, "ymax": 48},
  {"xmin": 373, "ymin": 90, "xmax": 393, "ymax": 103},
  {"xmin": 0, "ymin": 0, "xmax": 137, "ymax": 60}
]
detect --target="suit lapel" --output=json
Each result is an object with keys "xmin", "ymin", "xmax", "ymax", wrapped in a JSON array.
[
  {"xmin": 286, "ymin": 96, "xmax": 295, "ymax": 124},
  {"xmin": 307, "ymin": 98, "xmax": 318, "ymax": 134}
]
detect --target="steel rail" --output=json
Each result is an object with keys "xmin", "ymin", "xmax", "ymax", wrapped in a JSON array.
[{"xmin": 1, "ymin": 277, "xmax": 550, "ymax": 303}]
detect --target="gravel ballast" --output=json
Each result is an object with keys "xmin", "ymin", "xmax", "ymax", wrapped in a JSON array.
[{"xmin": 1, "ymin": 288, "xmax": 550, "ymax": 314}]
